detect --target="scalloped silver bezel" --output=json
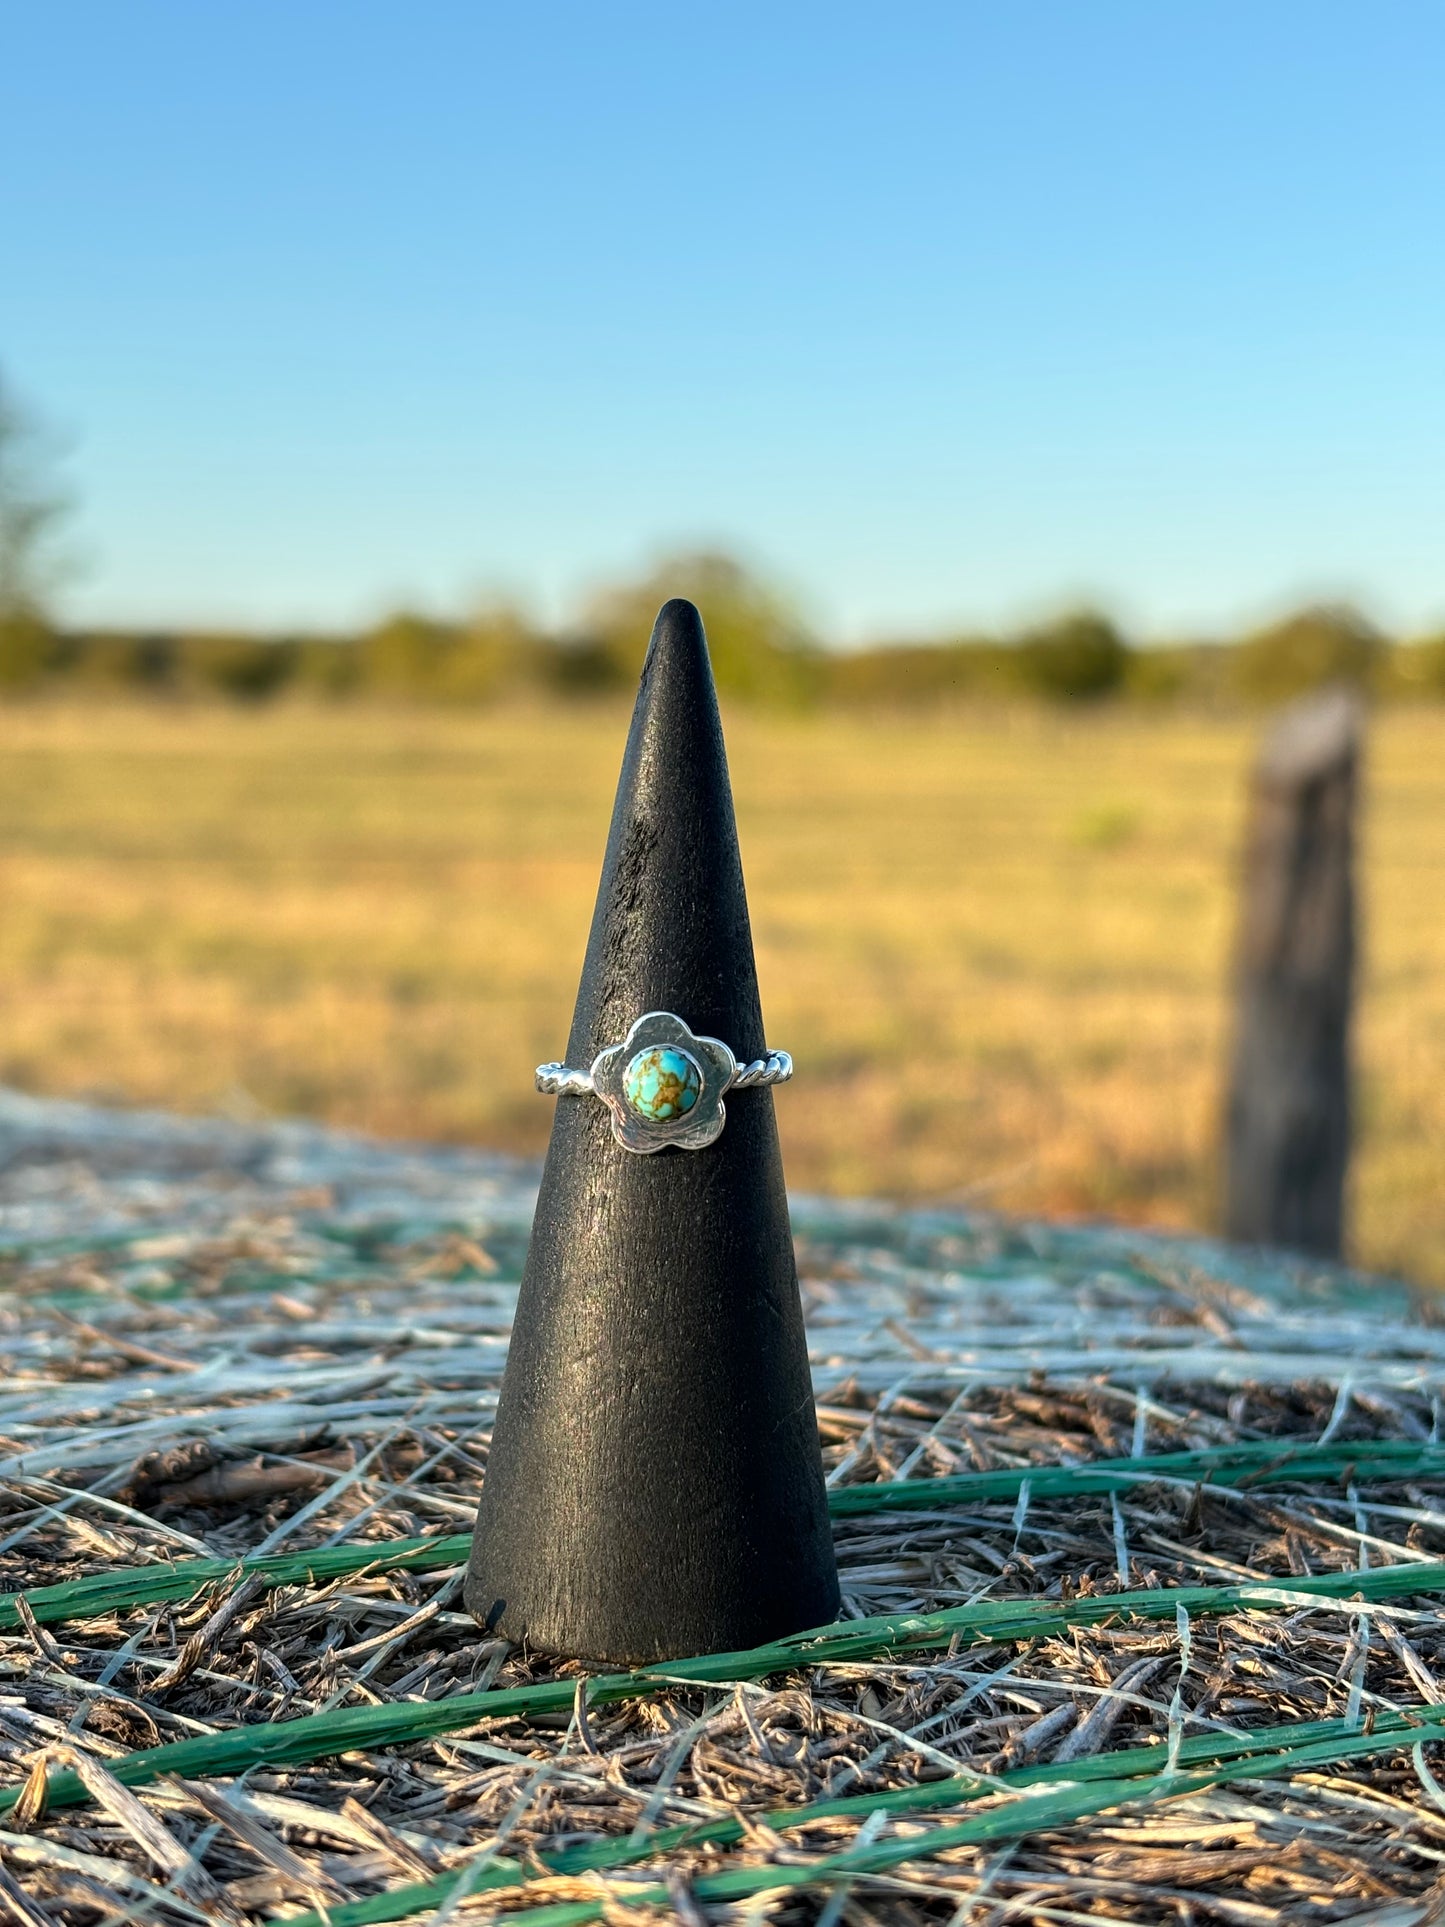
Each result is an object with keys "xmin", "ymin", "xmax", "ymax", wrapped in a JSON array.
[{"xmin": 589, "ymin": 1011, "xmax": 738, "ymax": 1154}]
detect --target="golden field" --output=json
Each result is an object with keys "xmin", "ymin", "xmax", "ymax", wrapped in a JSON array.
[{"xmin": 0, "ymin": 700, "xmax": 1440, "ymax": 1283}]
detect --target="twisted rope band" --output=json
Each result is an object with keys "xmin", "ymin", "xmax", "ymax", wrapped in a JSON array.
[
  {"xmin": 727, "ymin": 1049, "xmax": 794, "ymax": 1089},
  {"xmin": 535, "ymin": 1063, "xmax": 596, "ymax": 1096}
]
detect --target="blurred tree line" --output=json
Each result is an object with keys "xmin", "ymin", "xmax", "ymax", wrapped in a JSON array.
[
  {"xmin": 8, "ymin": 575, "xmax": 1444, "ymax": 711},
  {"xmin": 5, "ymin": 369, "xmax": 1445, "ymax": 710}
]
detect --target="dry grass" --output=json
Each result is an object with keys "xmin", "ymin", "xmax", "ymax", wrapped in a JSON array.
[
  {"xmin": 0, "ymin": 699, "xmax": 1441, "ymax": 1281},
  {"xmin": 2, "ymin": 1105, "xmax": 1445, "ymax": 1923}
]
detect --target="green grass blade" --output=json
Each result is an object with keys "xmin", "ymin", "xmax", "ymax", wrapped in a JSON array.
[
  {"xmin": 825, "ymin": 1436, "xmax": 1445, "ymax": 1514},
  {"xmin": 6, "ymin": 1435, "xmax": 1442, "ymax": 1631},
  {"xmin": 0, "ymin": 1535, "xmax": 468, "ymax": 1633},
  {"xmin": 267, "ymin": 1706, "xmax": 1445, "ymax": 1927},
  {"xmin": 677, "ymin": 1710, "xmax": 1445, "ymax": 1912},
  {"xmin": 278, "ymin": 1707, "xmax": 1445, "ymax": 1927},
  {"xmin": 3, "ymin": 1559, "xmax": 1439, "ymax": 1821}
]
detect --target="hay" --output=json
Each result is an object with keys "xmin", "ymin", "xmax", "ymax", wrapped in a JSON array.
[{"xmin": 1, "ymin": 1090, "xmax": 1444, "ymax": 1923}]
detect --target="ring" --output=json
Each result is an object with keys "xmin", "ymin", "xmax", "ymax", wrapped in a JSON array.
[{"xmin": 536, "ymin": 1010, "xmax": 793, "ymax": 1154}]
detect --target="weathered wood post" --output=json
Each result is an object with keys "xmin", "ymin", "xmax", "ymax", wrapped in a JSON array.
[{"xmin": 1223, "ymin": 686, "xmax": 1362, "ymax": 1258}]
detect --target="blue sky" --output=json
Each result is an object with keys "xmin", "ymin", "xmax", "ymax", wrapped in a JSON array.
[{"xmin": 2, "ymin": 3, "xmax": 1442, "ymax": 643}]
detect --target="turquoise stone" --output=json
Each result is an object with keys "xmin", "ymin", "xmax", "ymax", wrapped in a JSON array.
[{"xmin": 623, "ymin": 1045, "xmax": 702, "ymax": 1123}]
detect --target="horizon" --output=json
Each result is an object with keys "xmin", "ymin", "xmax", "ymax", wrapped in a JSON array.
[
  {"xmin": 29, "ymin": 583, "xmax": 1431, "ymax": 657},
  {"xmin": 4, "ymin": 3, "xmax": 1443, "ymax": 643}
]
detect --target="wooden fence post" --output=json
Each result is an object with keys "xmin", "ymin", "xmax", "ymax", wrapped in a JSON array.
[{"xmin": 1223, "ymin": 687, "xmax": 1362, "ymax": 1258}]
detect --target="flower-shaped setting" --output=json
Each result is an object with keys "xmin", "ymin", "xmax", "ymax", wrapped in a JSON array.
[{"xmin": 589, "ymin": 1011, "xmax": 738, "ymax": 1154}]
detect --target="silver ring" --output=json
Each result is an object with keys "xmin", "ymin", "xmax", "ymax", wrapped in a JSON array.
[{"xmin": 536, "ymin": 1009, "xmax": 793, "ymax": 1154}]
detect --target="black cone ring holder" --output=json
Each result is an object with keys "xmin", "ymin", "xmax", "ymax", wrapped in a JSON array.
[{"xmin": 465, "ymin": 598, "xmax": 840, "ymax": 1664}]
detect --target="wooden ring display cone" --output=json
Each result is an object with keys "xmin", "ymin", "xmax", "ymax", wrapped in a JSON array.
[{"xmin": 464, "ymin": 599, "xmax": 839, "ymax": 1662}]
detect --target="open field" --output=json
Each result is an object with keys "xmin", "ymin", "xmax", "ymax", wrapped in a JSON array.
[{"xmin": 0, "ymin": 700, "xmax": 1441, "ymax": 1283}]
